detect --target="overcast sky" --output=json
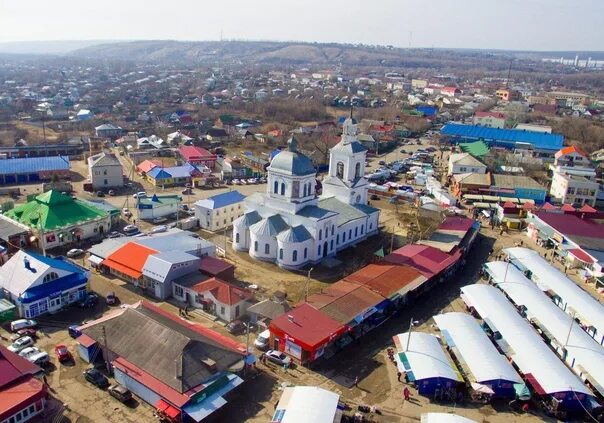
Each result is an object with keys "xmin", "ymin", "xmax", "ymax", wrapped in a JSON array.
[{"xmin": 1, "ymin": 0, "xmax": 603, "ymax": 51}]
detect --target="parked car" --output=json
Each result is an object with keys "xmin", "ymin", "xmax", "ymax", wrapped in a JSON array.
[
  {"xmin": 254, "ymin": 329, "xmax": 270, "ymax": 350},
  {"xmin": 152, "ymin": 217, "xmax": 167, "ymax": 224},
  {"xmin": 232, "ymin": 179, "xmax": 241, "ymax": 185},
  {"xmin": 108, "ymin": 385, "xmax": 133, "ymax": 403},
  {"xmin": 133, "ymin": 192, "xmax": 147, "ymax": 199},
  {"xmin": 106, "ymin": 292, "xmax": 118, "ymax": 306},
  {"xmin": 67, "ymin": 248, "xmax": 84, "ymax": 258},
  {"xmin": 68, "ymin": 325, "xmax": 81, "ymax": 339},
  {"xmin": 79, "ymin": 293, "xmax": 99, "ymax": 309},
  {"xmin": 29, "ymin": 351, "xmax": 50, "ymax": 366},
  {"xmin": 83, "ymin": 368, "xmax": 109, "ymax": 389},
  {"xmin": 180, "ymin": 204, "xmax": 189, "ymax": 211},
  {"xmin": 10, "ymin": 328, "xmax": 37, "ymax": 341},
  {"xmin": 378, "ymin": 160, "xmax": 386, "ymax": 165},
  {"xmin": 19, "ymin": 346, "xmax": 41, "ymax": 359},
  {"xmin": 10, "ymin": 319, "xmax": 37, "ymax": 332},
  {"xmin": 55, "ymin": 344, "xmax": 72, "ymax": 363},
  {"xmin": 96, "ymin": 191, "xmax": 105, "ymax": 197},
  {"xmin": 370, "ymin": 194, "xmax": 380, "ymax": 200},
  {"xmin": 247, "ymin": 178, "xmax": 257, "ymax": 184},
  {"xmin": 8, "ymin": 336, "xmax": 35, "ymax": 353},
  {"xmin": 108, "ymin": 190, "xmax": 116, "ymax": 196},
  {"xmin": 151, "ymin": 225, "xmax": 167, "ymax": 234},
  {"xmin": 226, "ymin": 320, "xmax": 247, "ymax": 335},
  {"xmin": 265, "ymin": 350, "xmax": 292, "ymax": 366},
  {"xmin": 122, "ymin": 207, "xmax": 132, "ymax": 216},
  {"xmin": 182, "ymin": 188, "xmax": 193, "ymax": 195},
  {"xmin": 107, "ymin": 231, "xmax": 123, "ymax": 239},
  {"xmin": 123, "ymin": 225, "xmax": 140, "ymax": 236}
]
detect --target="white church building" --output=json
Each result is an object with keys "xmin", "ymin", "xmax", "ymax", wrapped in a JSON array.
[{"xmin": 233, "ymin": 118, "xmax": 380, "ymax": 269}]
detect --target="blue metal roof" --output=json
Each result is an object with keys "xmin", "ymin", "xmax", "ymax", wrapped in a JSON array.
[
  {"xmin": 196, "ymin": 190, "xmax": 246, "ymax": 210},
  {"xmin": 0, "ymin": 156, "xmax": 70, "ymax": 175},
  {"xmin": 441, "ymin": 123, "xmax": 564, "ymax": 151}
]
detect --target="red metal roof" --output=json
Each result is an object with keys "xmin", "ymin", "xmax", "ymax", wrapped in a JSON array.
[
  {"xmin": 270, "ymin": 303, "xmax": 347, "ymax": 351},
  {"xmin": 567, "ymin": 249, "xmax": 595, "ymax": 264},
  {"xmin": 199, "ymin": 256, "xmax": 234, "ymax": 276},
  {"xmin": 536, "ymin": 211, "xmax": 604, "ymax": 239},
  {"xmin": 0, "ymin": 346, "xmax": 42, "ymax": 389},
  {"xmin": 384, "ymin": 244, "xmax": 461, "ymax": 279},
  {"xmin": 191, "ymin": 277, "xmax": 253, "ymax": 306},
  {"xmin": 179, "ymin": 145, "xmax": 216, "ymax": 161},
  {"xmin": 438, "ymin": 216, "xmax": 474, "ymax": 233},
  {"xmin": 555, "ymin": 145, "xmax": 587, "ymax": 159},
  {"xmin": 343, "ymin": 263, "xmax": 426, "ymax": 298},
  {"xmin": 0, "ymin": 376, "xmax": 46, "ymax": 421},
  {"xmin": 102, "ymin": 242, "xmax": 158, "ymax": 279},
  {"xmin": 474, "ymin": 111, "xmax": 506, "ymax": 119},
  {"xmin": 137, "ymin": 159, "xmax": 161, "ymax": 173}
]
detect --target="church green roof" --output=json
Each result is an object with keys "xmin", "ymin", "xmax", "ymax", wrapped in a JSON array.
[{"xmin": 4, "ymin": 190, "xmax": 108, "ymax": 231}]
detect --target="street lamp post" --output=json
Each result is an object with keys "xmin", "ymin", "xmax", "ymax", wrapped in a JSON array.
[
  {"xmin": 305, "ymin": 267, "xmax": 314, "ymax": 302},
  {"xmin": 405, "ymin": 318, "xmax": 419, "ymax": 352}
]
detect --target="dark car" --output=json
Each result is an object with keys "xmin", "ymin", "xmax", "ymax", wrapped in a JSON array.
[
  {"xmin": 83, "ymin": 368, "xmax": 109, "ymax": 389},
  {"xmin": 68, "ymin": 325, "xmax": 81, "ymax": 339},
  {"xmin": 96, "ymin": 191, "xmax": 105, "ymax": 197},
  {"xmin": 106, "ymin": 292, "xmax": 118, "ymax": 306},
  {"xmin": 79, "ymin": 293, "xmax": 99, "ymax": 308},
  {"xmin": 226, "ymin": 320, "xmax": 246, "ymax": 335},
  {"xmin": 108, "ymin": 385, "xmax": 133, "ymax": 403},
  {"xmin": 370, "ymin": 194, "xmax": 380, "ymax": 200}
]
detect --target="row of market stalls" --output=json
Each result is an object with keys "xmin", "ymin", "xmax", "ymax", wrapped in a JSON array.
[
  {"xmin": 505, "ymin": 247, "xmax": 604, "ymax": 346},
  {"xmin": 460, "ymin": 284, "xmax": 598, "ymax": 419},
  {"xmin": 484, "ymin": 261, "xmax": 604, "ymax": 399},
  {"xmin": 269, "ymin": 217, "xmax": 479, "ymax": 365}
]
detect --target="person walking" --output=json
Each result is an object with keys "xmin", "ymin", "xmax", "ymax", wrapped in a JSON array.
[
  {"xmin": 353, "ymin": 376, "xmax": 359, "ymax": 387},
  {"xmin": 403, "ymin": 386, "xmax": 411, "ymax": 401},
  {"xmin": 397, "ymin": 372, "xmax": 402, "ymax": 382}
]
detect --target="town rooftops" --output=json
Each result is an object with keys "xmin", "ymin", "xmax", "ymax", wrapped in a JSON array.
[
  {"xmin": 190, "ymin": 277, "xmax": 253, "ymax": 306},
  {"xmin": 474, "ymin": 111, "xmax": 506, "ymax": 119},
  {"xmin": 458, "ymin": 140, "xmax": 489, "ymax": 158},
  {"xmin": 441, "ymin": 123, "xmax": 564, "ymax": 151},
  {"xmin": 344, "ymin": 263, "xmax": 427, "ymax": 299},
  {"xmin": 449, "ymin": 153, "xmax": 486, "ymax": 167},
  {"xmin": 88, "ymin": 151, "xmax": 122, "ymax": 167},
  {"xmin": 194, "ymin": 191, "xmax": 246, "ymax": 210},
  {"xmin": 490, "ymin": 174, "xmax": 544, "ymax": 190},
  {"xmin": 555, "ymin": 145, "xmax": 588, "ymax": 159},
  {"xmin": 79, "ymin": 301, "xmax": 246, "ymax": 395},
  {"xmin": 0, "ymin": 156, "xmax": 70, "ymax": 175},
  {"xmin": 385, "ymin": 244, "xmax": 460, "ymax": 279},
  {"xmin": 179, "ymin": 146, "xmax": 216, "ymax": 161},
  {"xmin": 103, "ymin": 243, "xmax": 158, "ymax": 279},
  {"xmin": 533, "ymin": 211, "xmax": 604, "ymax": 252}
]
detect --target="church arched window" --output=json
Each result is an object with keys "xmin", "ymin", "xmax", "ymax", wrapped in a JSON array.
[
  {"xmin": 356, "ymin": 195, "xmax": 361, "ymax": 203},
  {"xmin": 293, "ymin": 250, "xmax": 298, "ymax": 262},
  {"xmin": 355, "ymin": 162, "xmax": 361, "ymax": 178},
  {"xmin": 235, "ymin": 233, "xmax": 240, "ymax": 243},
  {"xmin": 280, "ymin": 183, "xmax": 285, "ymax": 195},
  {"xmin": 273, "ymin": 180, "xmax": 278, "ymax": 194},
  {"xmin": 303, "ymin": 184, "xmax": 307, "ymax": 197},
  {"xmin": 336, "ymin": 162, "xmax": 344, "ymax": 178},
  {"xmin": 279, "ymin": 248, "xmax": 283, "ymax": 260}
]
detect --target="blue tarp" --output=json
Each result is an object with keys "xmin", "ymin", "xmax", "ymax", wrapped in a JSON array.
[{"xmin": 441, "ymin": 123, "xmax": 563, "ymax": 151}]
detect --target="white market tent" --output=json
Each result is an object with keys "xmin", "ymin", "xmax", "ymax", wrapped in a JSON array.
[
  {"xmin": 273, "ymin": 386, "xmax": 342, "ymax": 423},
  {"xmin": 392, "ymin": 332, "xmax": 462, "ymax": 383},
  {"xmin": 460, "ymin": 284, "xmax": 592, "ymax": 397},
  {"xmin": 433, "ymin": 312, "xmax": 522, "ymax": 386},
  {"xmin": 421, "ymin": 413, "xmax": 477, "ymax": 423},
  {"xmin": 504, "ymin": 247, "xmax": 604, "ymax": 345},
  {"xmin": 485, "ymin": 261, "xmax": 604, "ymax": 397}
]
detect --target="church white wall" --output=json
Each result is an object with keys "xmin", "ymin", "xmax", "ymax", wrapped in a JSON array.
[
  {"xmin": 366, "ymin": 212, "xmax": 380, "ymax": 236},
  {"xmin": 249, "ymin": 232, "xmax": 277, "ymax": 261},
  {"xmin": 276, "ymin": 239, "xmax": 314, "ymax": 269},
  {"xmin": 335, "ymin": 218, "xmax": 370, "ymax": 251},
  {"xmin": 232, "ymin": 227, "xmax": 250, "ymax": 251}
]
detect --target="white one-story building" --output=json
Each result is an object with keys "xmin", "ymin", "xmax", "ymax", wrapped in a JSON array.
[
  {"xmin": 194, "ymin": 190, "xmax": 246, "ymax": 231},
  {"xmin": 232, "ymin": 119, "xmax": 380, "ymax": 270}
]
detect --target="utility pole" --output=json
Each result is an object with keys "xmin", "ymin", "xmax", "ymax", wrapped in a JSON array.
[
  {"xmin": 223, "ymin": 225, "xmax": 228, "ymax": 259},
  {"xmin": 405, "ymin": 318, "xmax": 415, "ymax": 351},
  {"xmin": 101, "ymin": 325, "xmax": 111, "ymax": 374},
  {"xmin": 390, "ymin": 225, "xmax": 395, "ymax": 253},
  {"xmin": 305, "ymin": 267, "xmax": 314, "ymax": 302}
]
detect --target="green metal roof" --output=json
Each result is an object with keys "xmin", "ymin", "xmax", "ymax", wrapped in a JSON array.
[
  {"xmin": 459, "ymin": 140, "xmax": 489, "ymax": 158},
  {"xmin": 4, "ymin": 190, "xmax": 108, "ymax": 231}
]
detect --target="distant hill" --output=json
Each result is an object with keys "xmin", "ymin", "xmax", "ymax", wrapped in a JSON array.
[{"xmin": 0, "ymin": 40, "xmax": 114, "ymax": 55}]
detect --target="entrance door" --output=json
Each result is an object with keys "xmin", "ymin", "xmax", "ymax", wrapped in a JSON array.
[
  {"xmin": 273, "ymin": 337, "xmax": 279, "ymax": 350},
  {"xmin": 323, "ymin": 242, "xmax": 328, "ymax": 257},
  {"xmin": 185, "ymin": 292, "xmax": 191, "ymax": 305}
]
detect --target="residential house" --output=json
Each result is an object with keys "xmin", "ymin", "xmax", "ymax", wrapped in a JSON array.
[
  {"xmin": 495, "ymin": 89, "xmax": 518, "ymax": 102},
  {"xmin": 247, "ymin": 297, "xmax": 291, "ymax": 329},
  {"xmin": 447, "ymin": 153, "xmax": 487, "ymax": 176},
  {"xmin": 472, "ymin": 111, "xmax": 506, "ymax": 128},
  {"xmin": 554, "ymin": 146, "xmax": 591, "ymax": 168},
  {"xmin": 75, "ymin": 301, "xmax": 248, "ymax": 422},
  {"xmin": 451, "ymin": 173, "xmax": 491, "ymax": 197},
  {"xmin": 95, "ymin": 123, "xmax": 123, "ymax": 139},
  {"xmin": 0, "ymin": 346, "xmax": 47, "ymax": 423},
  {"xmin": 441, "ymin": 87, "xmax": 461, "ymax": 97},
  {"xmin": 194, "ymin": 191, "xmax": 246, "ymax": 232},
  {"xmin": 172, "ymin": 276, "xmax": 253, "ymax": 322},
  {"xmin": 87, "ymin": 152, "xmax": 124, "ymax": 189},
  {"xmin": 550, "ymin": 171, "xmax": 598, "ymax": 206},
  {"xmin": 0, "ymin": 250, "xmax": 89, "ymax": 318},
  {"xmin": 75, "ymin": 109, "xmax": 93, "ymax": 121},
  {"xmin": 490, "ymin": 174, "xmax": 547, "ymax": 204},
  {"xmin": 179, "ymin": 146, "xmax": 217, "ymax": 169},
  {"xmin": 2, "ymin": 190, "xmax": 111, "ymax": 250}
]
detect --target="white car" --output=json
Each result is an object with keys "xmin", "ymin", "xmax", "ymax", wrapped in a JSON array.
[
  {"xmin": 150, "ymin": 225, "xmax": 167, "ymax": 233},
  {"xmin": 152, "ymin": 217, "xmax": 167, "ymax": 224},
  {"xmin": 132, "ymin": 192, "xmax": 147, "ymax": 199},
  {"xmin": 265, "ymin": 350, "xmax": 292, "ymax": 366},
  {"xmin": 232, "ymin": 179, "xmax": 241, "ymax": 185},
  {"xmin": 240, "ymin": 179, "xmax": 247, "ymax": 185},
  {"xmin": 247, "ymin": 178, "xmax": 257, "ymax": 184},
  {"xmin": 18, "ymin": 346, "xmax": 41, "ymax": 359},
  {"xmin": 67, "ymin": 248, "xmax": 84, "ymax": 258},
  {"xmin": 8, "ymin": 336, "xmax": 34, "ymax": 353}
]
